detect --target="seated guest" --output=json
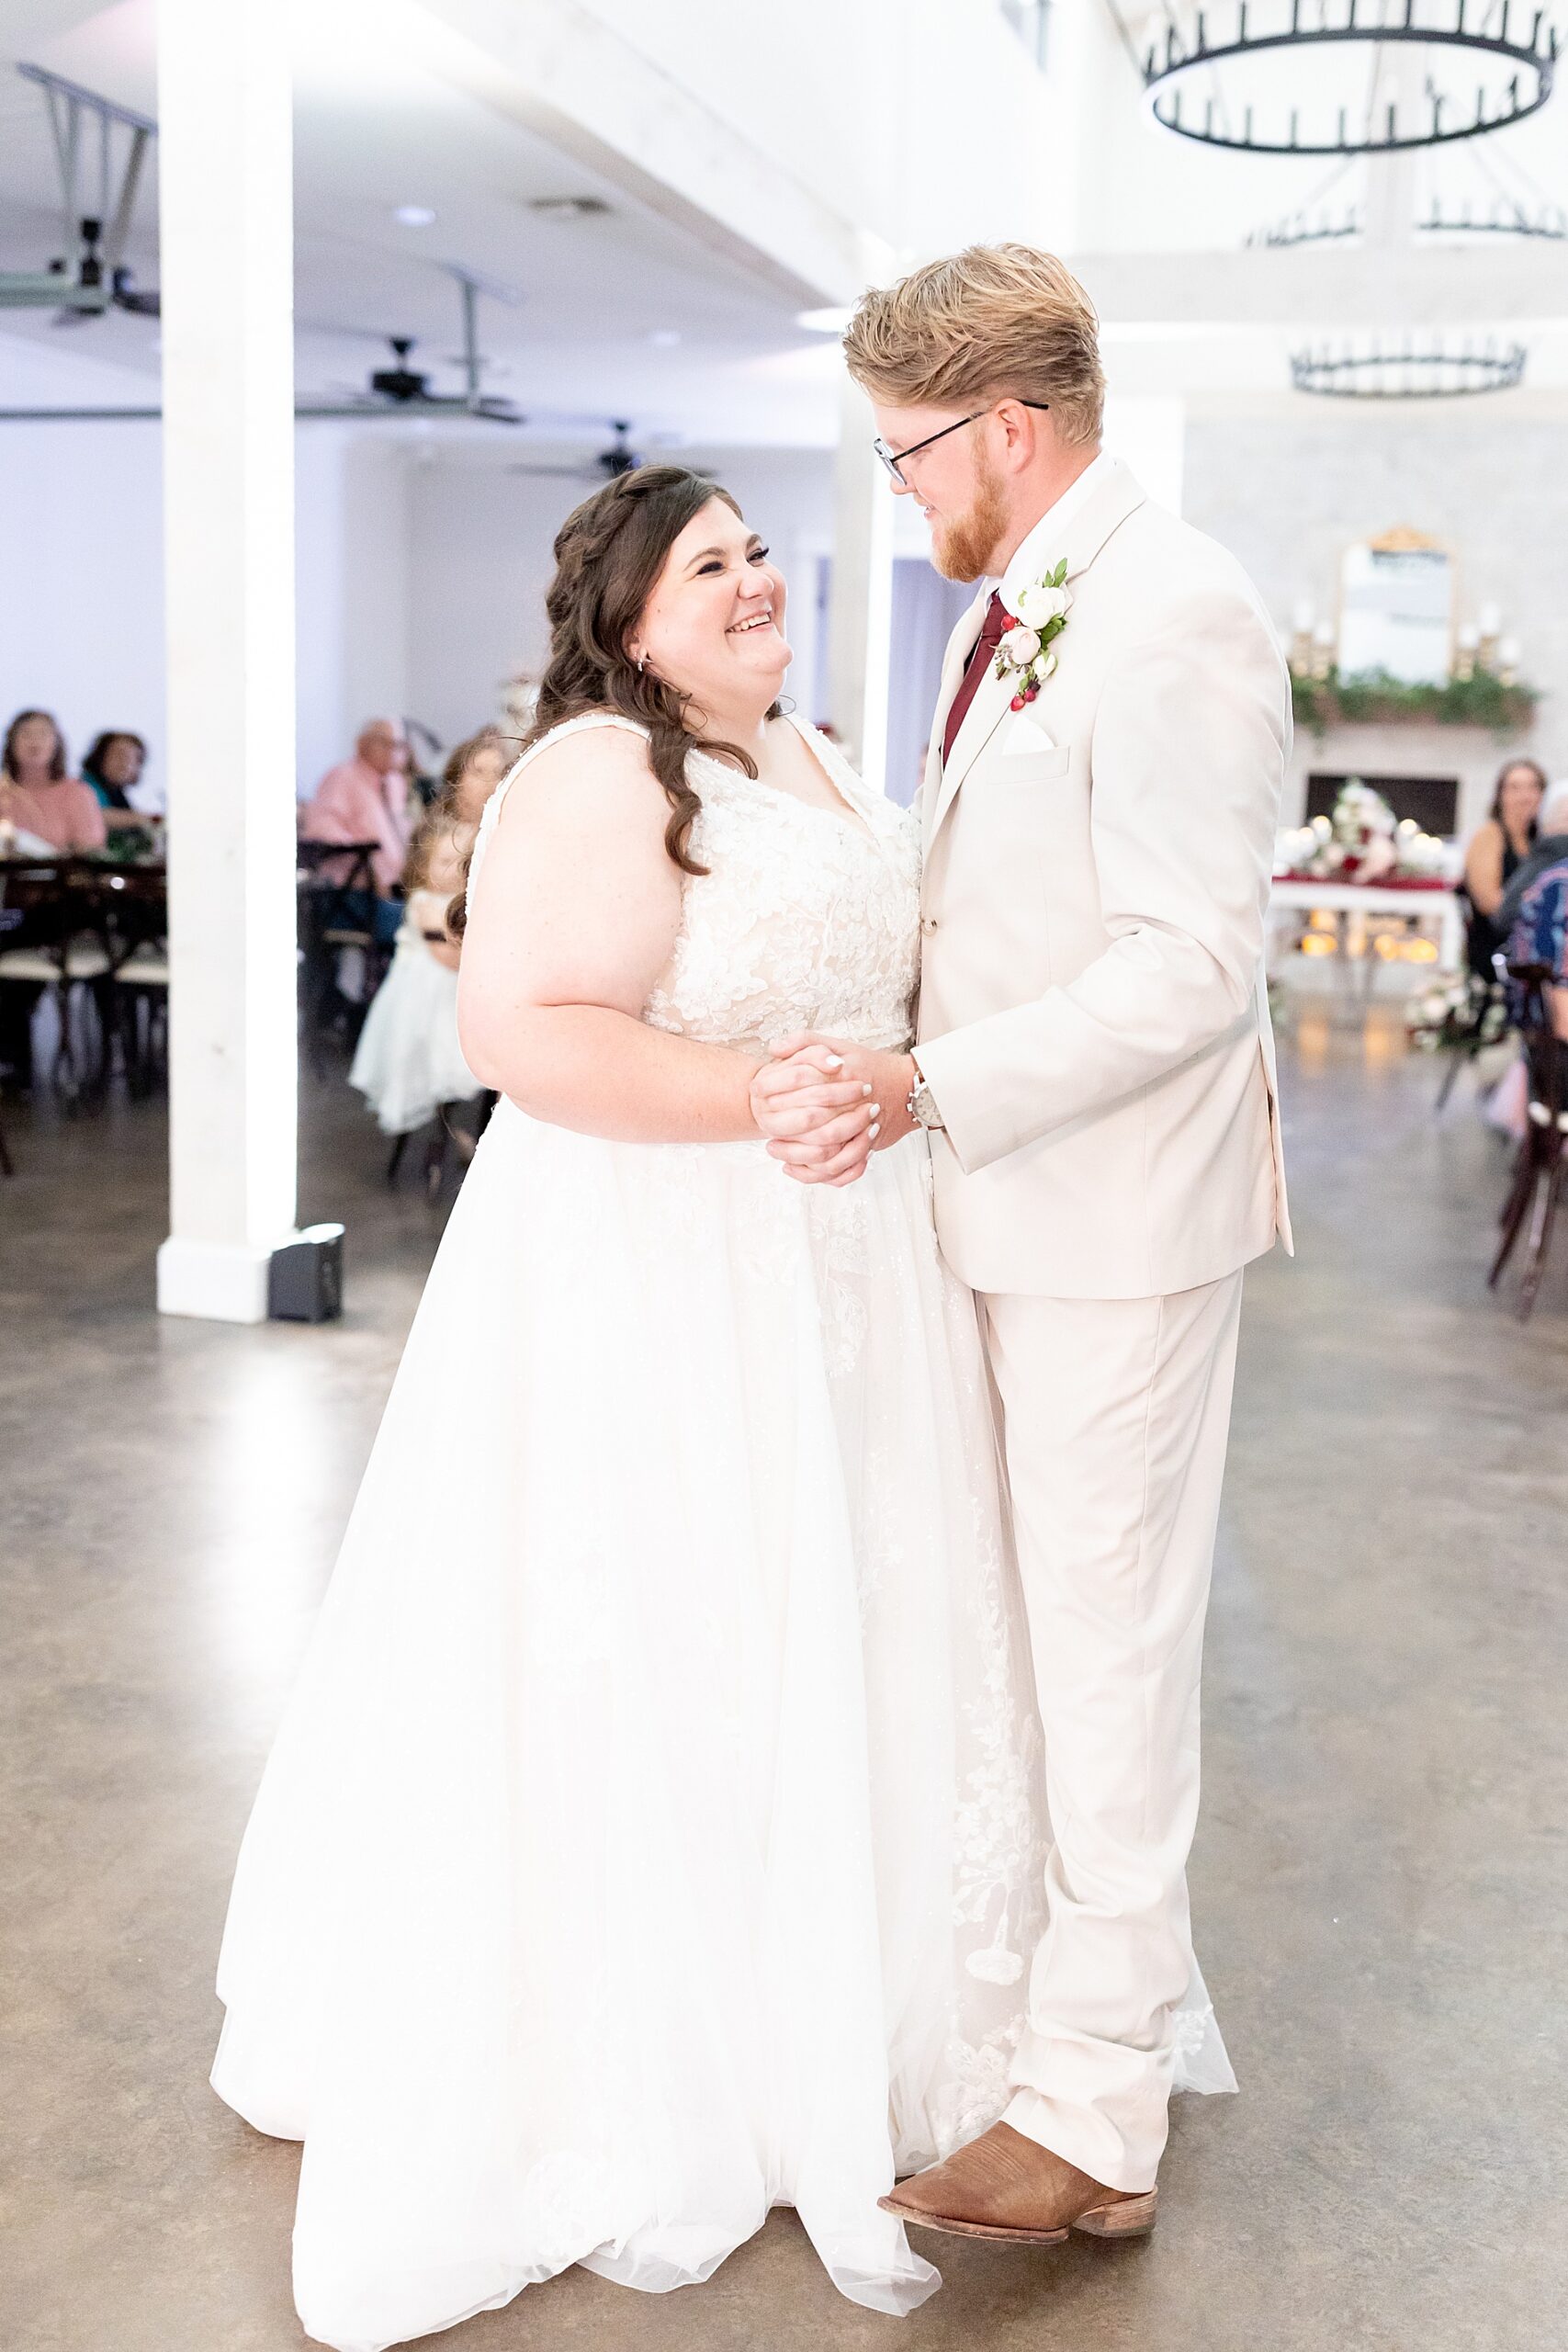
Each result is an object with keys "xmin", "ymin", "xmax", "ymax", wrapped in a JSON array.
[
  {"xmin": 1500, "ymin": 784, "xmax": 1568, "ymax": 1042},
  {"xmin": 1494, "ymin": 779, "xmax": 1568, "ymax": 951},
  {"xmin": 348, "ymin": 729, "xmax": 506, "ymax": 1137},
  {"xmin": 82, "ymin": 730, "xmax": 158, "ymax": 832},
  {"xmin": 299, "ymin": 718, "xmax": 412, "ymax": 946},
  {"xmin": 1463, "ymin": 757, "xmax": 1546, "ymax": 978},
  {"xmin": 0, "ymin": 710, "xmax": 107, "ymax": 853}
]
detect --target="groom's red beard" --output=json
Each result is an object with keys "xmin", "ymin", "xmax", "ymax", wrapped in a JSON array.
[{"xmin": 931, "ymin": 454, "xmax": 1009, "ymax": 583}]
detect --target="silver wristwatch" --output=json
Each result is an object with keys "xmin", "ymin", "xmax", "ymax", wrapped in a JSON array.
[{"xmin": 907, "ymin": 1064, "xmax": 945, "ymax": 1132}]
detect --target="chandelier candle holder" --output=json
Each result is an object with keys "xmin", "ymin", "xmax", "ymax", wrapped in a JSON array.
[
  {"xmin": 1142, "ymin": 1, "xmax": 1559, "ymax": 156},
  {"xmin": 1419, "ymin": 195, "xmax": 1568, "ymax": 237},
  {"xmin": 1290, "ymin": 336, "xmax": 1528, "ymax": 397},
  {"xmin": 1246, "ymin": 202, "xmax": 1364, "ymax": 247}
]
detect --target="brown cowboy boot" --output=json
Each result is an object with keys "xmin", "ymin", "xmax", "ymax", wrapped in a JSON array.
[{"xmin": 879, "ymin": 2122, "xmax": 1157, "ymax": 2246}]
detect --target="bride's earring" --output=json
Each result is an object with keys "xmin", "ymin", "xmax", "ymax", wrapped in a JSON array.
[{"xmin": 636, "ymin": 651, "xmax": 649, "ymax": 674}]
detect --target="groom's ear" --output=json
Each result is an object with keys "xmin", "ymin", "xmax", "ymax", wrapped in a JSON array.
[{"xmin": 993, "ymin": 398, "xmax": 1048, "ymax": 468}]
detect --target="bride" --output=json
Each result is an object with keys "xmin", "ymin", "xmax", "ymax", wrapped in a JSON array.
[{"xmin": 210, "ymin": 468, "xmax": 1211, "ymax": 2352}]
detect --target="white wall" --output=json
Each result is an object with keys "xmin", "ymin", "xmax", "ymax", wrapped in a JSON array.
[
  {"xmin": 0, "ymin": 344, "xmax": 412, "ymax": 807},
  {"xmin": 1183, "ymin": 401, "xmax": 1567, "ymax": 788},
  {"xmin": 402, "ymin": 448, "xmax": 836, "ymax": 749},
  {"xmin": 0, "ymin": 409, "xmax": 167, "ymax": 799},
  {"xmin": 293, "ymin": 429, "xmax": 412, "ymax": 795}
]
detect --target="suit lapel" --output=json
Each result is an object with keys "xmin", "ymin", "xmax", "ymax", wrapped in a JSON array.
[
  {"xmin": 920, "ymin": 587, "xmax": 989, "ymax": 847},
  {"xmin": 925, "ymin": 460, "xmax": 1149, "ymax": 851},
  {"xmin": 929, "ymin": 658, "xmax": 1013, "ymax": 842}
]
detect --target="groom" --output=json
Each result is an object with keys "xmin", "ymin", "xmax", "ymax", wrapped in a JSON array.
[{"xmin": 752, "ymin": 243, "xmax": 1291, "ymax": 2240}]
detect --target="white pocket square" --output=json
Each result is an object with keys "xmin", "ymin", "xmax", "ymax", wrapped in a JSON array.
[{"xmin": 999, "ymin": 714, "xmax": 1059, "ymax": 756}]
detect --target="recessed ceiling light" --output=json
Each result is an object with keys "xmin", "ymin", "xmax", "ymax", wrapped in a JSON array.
[
  {"xmin": 393, "ymin": 205, "xmax": 437, "ymax": 228},
  {"xmin": 796, "ymin": 306, "xmax": 852, "ymax": 334},
  {"xmin": 529, "ymin": 195, "xmax": 611, "ymax": 220},
  {"xmin": 649, "ymin": 329, "xmax": 682, "ymax": 347}
]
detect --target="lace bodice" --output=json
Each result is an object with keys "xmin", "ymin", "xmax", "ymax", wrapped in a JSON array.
[{"xmin": 468, "ymin": 711, "xmax": 920, "ymax": 1054}]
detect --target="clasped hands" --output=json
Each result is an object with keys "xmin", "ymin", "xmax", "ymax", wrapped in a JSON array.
[{"xmin": 748, "ymin": 1035, "xmax": 917, "ymax": 1186}]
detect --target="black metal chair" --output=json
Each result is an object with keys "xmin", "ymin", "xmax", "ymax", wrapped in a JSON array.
[
  {"xmin": 1489, "ymin": 961, "xmax": 1568, "ymax": 1321},
  {"xmin": 102, "ymin": 867, "xmax": 171, "ymax": 1099}
]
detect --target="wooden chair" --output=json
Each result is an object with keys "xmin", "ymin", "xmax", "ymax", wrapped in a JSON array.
[
  {"xmin": 385, "ymin": 1093, "xmax": 493, "ymax": 1198},
  {"xmin": 296, "ymin": 840, "xmax": 390, "ymax": 1075},
  {"xmin": 1489, "ymin": 960, "xmax": 1568, "ymax": 1321},
  {"xmin": 0, "ymin": 861, "xmax": 113, "ymax": 1103}
]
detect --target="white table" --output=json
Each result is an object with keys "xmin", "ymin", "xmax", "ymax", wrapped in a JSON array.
[{"xmin": 1268, "ymin": 877, "xmax": 1465, "ymax": 983}]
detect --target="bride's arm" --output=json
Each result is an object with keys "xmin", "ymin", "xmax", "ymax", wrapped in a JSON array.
[{"xmin": 457, "ymin": 726, "xmax": 871, "ymax": 1148}]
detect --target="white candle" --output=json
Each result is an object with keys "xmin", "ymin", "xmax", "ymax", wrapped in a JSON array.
[
  {"xmin": 1478, "ymin": 601, "xmax": 1502, "ymax": 638},
  {"xmin": 1456, "ymin": 621, "xmax": 1480, "ymax": 650},
  {"xmin": 1498, "ymin": 635, "xmax": 1521, "ymax": 667}
]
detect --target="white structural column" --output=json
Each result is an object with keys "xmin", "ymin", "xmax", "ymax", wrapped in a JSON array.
[
  {"xmin": 828, "ymin": 370, "xmax": 895, "ymax": 794},
  {"xmin": 155, "ymin": 0, "xmax": 299, "ymax": 1323}
]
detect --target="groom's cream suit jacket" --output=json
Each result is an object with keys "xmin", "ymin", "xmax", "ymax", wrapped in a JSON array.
[{"xmin": 913, "ymin": 456, "xmax": 1292, "ymax": 1300}]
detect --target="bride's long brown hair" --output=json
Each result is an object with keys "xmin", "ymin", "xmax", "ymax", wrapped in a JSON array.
[{"xmin": 449, "ymin": 466, "xmax": 781, "ymax": 937}]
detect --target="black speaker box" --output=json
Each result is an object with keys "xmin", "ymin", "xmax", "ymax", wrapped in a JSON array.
[{"xmin": 267, "ymin": 1224, "xmax": 344, "ymax": 1322}]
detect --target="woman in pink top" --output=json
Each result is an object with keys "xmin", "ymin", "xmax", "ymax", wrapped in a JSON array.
[{"xmin": 1, "ymin": 711, "xmax": 108, "ymax": 854}]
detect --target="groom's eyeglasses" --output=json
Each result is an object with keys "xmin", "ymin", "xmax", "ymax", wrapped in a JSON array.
[{"xmin": 873, "ymin": 400, "xmax": 1051, "ymax": 489}]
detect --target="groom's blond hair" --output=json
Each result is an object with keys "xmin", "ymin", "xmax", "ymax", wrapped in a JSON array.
[{"xmin": 842, "ymin": 243, "xmax": 1105, "ymax": 449}]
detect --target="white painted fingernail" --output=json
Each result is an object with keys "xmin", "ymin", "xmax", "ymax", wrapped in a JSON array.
[
  {"xmin": 824, "ymin": 1054, "xmax": 842, "ymax": 1069},
  {"xmin": 861, "ymin": 1082, "xmax": 874, "ymax": 1097},
  {"xmin": 869, "ymin": 1120, "xmax": 881, "ymax": 1137}
]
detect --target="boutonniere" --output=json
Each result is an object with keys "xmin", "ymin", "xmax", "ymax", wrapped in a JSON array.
[{"xmin": 993, "ymin": 560, "xmax": 1071, "ymax": 709}]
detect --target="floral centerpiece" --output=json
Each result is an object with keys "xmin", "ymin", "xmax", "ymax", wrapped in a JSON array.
[
  {"xmin": 1275, "ymin": 778, "xmax": 1450, "ymax": 884},
  {"xmin": 1405, "ymin": 969, "xmax": 1509, "ymax": 1056}
]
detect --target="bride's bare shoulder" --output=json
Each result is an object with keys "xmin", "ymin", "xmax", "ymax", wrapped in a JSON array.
[{"xmin": 498, "ymin": 718, "xmax": 663, "ymax": 841}]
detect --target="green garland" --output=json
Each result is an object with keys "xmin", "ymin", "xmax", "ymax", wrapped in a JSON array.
[{"xmin": 1292, "ymin": 666, "xmax": 1540, "ymax": 738}]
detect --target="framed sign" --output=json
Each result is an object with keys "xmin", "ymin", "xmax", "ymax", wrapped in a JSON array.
[{"xmin": 1337, "ymin": 527, "xmax": 1454, "ymax": 686}]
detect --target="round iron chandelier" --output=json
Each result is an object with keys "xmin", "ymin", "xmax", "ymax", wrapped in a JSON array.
[
  {"xmin": 1289, "ymin": 336, "xmax": 1528, "ymax": 395},
  {"xmin": 1143, "ymin": 1, "xmax": 1560, "ymax": 156}
]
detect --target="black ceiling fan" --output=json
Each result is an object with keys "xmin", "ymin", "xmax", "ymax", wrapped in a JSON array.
[{"xmin": 508, "ymin": 421, "xmax": 643, "ymax": 481}]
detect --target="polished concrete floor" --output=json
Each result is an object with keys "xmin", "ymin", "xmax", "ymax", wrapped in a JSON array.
[{"xmin": 3, "ymin": 1011, "xmax": 1565, "ymax": 2352}]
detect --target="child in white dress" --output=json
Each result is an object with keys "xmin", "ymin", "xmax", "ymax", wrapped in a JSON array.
[{"xmin": 348, "ymin": 731, "xmax": 506, "ymax": 1136}]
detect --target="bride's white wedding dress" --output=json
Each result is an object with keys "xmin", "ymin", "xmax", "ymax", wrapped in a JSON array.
[{"xmin": 211, "ymin": 713, "xmax": 1230, "ymax": 2352}]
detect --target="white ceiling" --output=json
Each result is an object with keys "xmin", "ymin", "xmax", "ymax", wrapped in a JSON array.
[
  {"xmin": 0, "ymin": 0, "xmax": 849, "ymax": 449},
  {"xmin": 4, "ymin": 0, "xmax": 1568, "ymax": 436}
]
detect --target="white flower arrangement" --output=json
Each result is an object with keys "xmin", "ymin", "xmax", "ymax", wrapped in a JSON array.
[
  {"xmin": 993, "ymin": 560, "xmax": 1071, "ymax": 707},
  {"xmin": 1276, "ymin": 778, "xmax": 1450, "ymax": 884},
  {"xmin": 1406, "ymin": 969, "xmax": 1509, "ymax": 1054}
]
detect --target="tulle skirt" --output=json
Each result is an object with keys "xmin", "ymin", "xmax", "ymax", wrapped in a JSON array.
[
  {"xmin": 211, "ymin": 1107, "xmax": 1055, "ymax": 2349},
  {"xmin": 348, "ymin": 939, "xmax": 479, "ymax": 1136}
]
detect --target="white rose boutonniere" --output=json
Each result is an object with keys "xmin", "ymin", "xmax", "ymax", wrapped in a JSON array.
[{"xmin": 994, "ymin": 560, "xmax": 1071, "ymax": 707}]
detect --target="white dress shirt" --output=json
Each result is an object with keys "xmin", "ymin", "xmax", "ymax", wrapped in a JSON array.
[{"xmin": 990, "ymin": 447, "xmax": 1115, "ymax": 616}]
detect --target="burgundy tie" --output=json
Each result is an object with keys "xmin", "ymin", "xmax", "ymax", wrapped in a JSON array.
[{"xmin": 942, "ymin": 590, "xmax": 1010, "ymax": 767}]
